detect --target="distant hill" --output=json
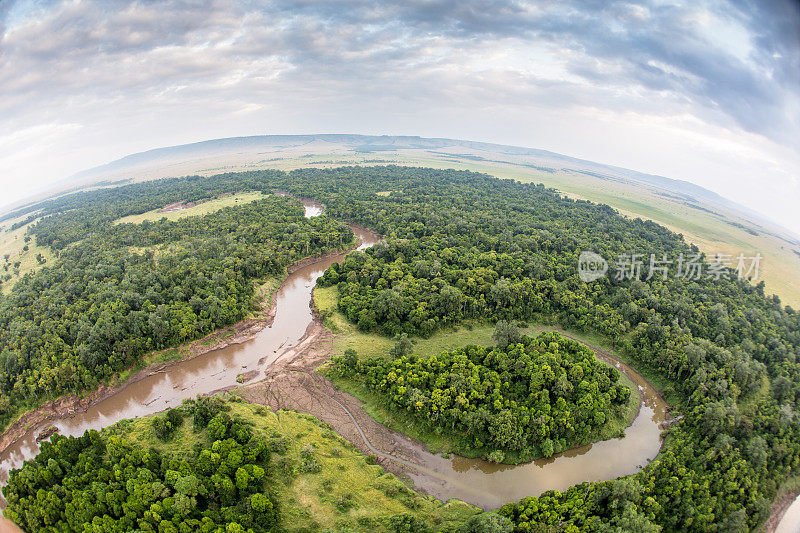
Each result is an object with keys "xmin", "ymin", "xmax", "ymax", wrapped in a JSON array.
[{"xmin": 66, "ymin": 134, "xmax": 742, "ymax": 213}]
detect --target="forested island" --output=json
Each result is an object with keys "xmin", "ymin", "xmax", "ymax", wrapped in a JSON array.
[
  {"xmin": 1, "ymin": 166, "xmax": 799, "ymax": 532},
  {"xmin": 330, "ymin": 331, "xmax": 632, "ymax": 463}
]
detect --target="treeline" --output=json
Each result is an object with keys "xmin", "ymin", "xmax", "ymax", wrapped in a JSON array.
[
  {"xmin": 28, "ymin": 177, "xmax": 249, "ymax": 249},
  {"xmin": 333, "ymin": 331, "xmax": 630, "ymax": 462},
  {"xmin": 8, "ymin": 214, "xmax": 37, "ymax": 231},
  {"xmin": 0, "ymin": 194, "xmax": 352, "ymax": 431},
  {"xmin": 2, "ymin": 397, "xmax": 278, "ymax": 532}
]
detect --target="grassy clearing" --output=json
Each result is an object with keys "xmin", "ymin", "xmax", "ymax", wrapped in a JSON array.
[
  {"xmin": 114, "ymin": 191, "xmax": 266, "ymax": 224},
  {"xmin": 125, "ymin": 243, "xmax": 184, "ymax": 259},
  {"xmin": 87, "ymin": 148, "xmax": 800, "ymax": 305},
  {"xmin": 381, "ymin": 151, "xmax": 800, "ymax": 307},
  {"xmin": 0, "ymin": 213, "xmax": 55, "ymax": 294},
  {"xmin": 738, "ymin": 376, "xmax": 773, "ymax": 416},
  {"xmin": 312, "ymin": 150, "xmax": 800, "ymax": 307},
  {"xmin": 315, "ymin": 286, "xmax": 541, "ymax": 361},
  {"xmin": 325, "ymin": 364, "xmax": 639, "ymax": 464},
  {"xmin": 444, "ymin": 160, "xmax": 800, "ymax": 307},
  {"xmin": 775, "ymin": 475, "xmax": 800, "ymax": 504},
  {"xmin": 315, "ymin": 286, "xmax": 642, "ymax": 463},
  {"xmin": 106, "ymin": 399, "xmax": 479, "ymax": 532}
]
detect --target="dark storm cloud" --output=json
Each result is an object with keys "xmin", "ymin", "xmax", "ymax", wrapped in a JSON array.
[{"xmin": 0, "ymin": 0, "xmax": 798, "ymax": 144}]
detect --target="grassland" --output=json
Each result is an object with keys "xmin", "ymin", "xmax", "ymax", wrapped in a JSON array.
[
  {"xmin": 105, "ymin": 398, "xmax": 479, "ymax": 532},
  {"xmin": 314, "ymin": 286, "xmax": 642, "ymax": 463},
  {"xmin": 0, "ymin": 191, "xmax": 267, "ymax": 294},
  {"xmin": 0, "ymin": 213, "xmax": 55, "ymax": 294},
  {"xmin": 114, "ymin": 191, "xmax": 266, "ymax": 224},
  {"xmin": 315, "ymin": 286, "xmax": 538, "ymax": 360}
]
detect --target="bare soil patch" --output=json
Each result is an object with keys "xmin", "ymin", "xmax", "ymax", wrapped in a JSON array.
[
  {"xmin": 158, "ymin": 201, "xmax": 197, "ymax": 213},
  {"xmin": 240, "ymin": 319, "xmax": 430, "ymax": 480}
]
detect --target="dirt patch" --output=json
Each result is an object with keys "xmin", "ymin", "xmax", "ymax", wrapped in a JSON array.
[
  {"xmin": 240, "ymin": 322, "xmax": 429, "ymax": 481},
  {"xmin": 239, "ymin": 305, "xmax": 669, "ymax": 489},
  {"xmin": 158, "ymin": 193, "xmax": 238, "ymax": 214},
  {"xmin": 158, "ymin": 201, "xmax": 198, "ymax": 213}
]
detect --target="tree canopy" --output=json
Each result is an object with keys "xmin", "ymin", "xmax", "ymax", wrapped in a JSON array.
[
  {"xmin": 3, "ymin": 398, "xmax": 277, "ymax": 532},
  {"xmin": 334, "ymin": 331, "xmax": 630, "ymax": 461},
  {"xmin": 0, "ymin": 192, "xmax": 352, "ymax": 430},
  {"xmin": 2, "ymin": 165, "xmax": 799, "ymax": 531}
]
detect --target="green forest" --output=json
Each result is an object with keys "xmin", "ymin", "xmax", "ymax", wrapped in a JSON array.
[
  {"xmin": 3, "ymin": 397, "xmax": 482, "ymax": 532},
  {"xmin": 0, "ymin": 193, "xmax": 353, "ymax": 430},
  {"xmin": 3, "ymin": 397, "xmax": 278, "ymax": 532},
  {"xmin": 332, "ymin": 331, "xmax": 631, "ymax": 462},
  {"xmin": 2, "ymin": 165, "xmax": 799, "ymax": 531}
]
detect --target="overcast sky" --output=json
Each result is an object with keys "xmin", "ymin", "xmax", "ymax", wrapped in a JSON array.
[{"xmin": 1, "ymin": 0, "xmax": 798, "ymax": 233}]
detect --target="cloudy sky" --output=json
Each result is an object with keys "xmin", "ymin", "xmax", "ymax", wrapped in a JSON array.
[{"xmin": 1, "ymin": 0, "xmax": 799, "ymax": 232}]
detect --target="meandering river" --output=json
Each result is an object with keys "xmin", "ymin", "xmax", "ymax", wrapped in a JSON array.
[
  {"xmin": 402, "ymin": 353, "xmax": 666, "ymax": 509},
  {"xmin": 0, "ymin": 201, "xmax": 670, "ymax": 530}
]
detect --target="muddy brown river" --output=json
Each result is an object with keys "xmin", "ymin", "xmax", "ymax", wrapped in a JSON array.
[
  {"xmin": 0, "ymin": 201, "xmax": 669, "ymax": 530},
  {"xmin": 402, "ymin": 353, "xmax": 667, "ymax": 509}
]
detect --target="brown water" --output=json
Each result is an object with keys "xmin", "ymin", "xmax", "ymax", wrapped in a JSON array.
[
  {"xmin": 0, "ymin": 225, "xmax": 376, "ymax": 481},
  {"xmin": 0, "ymin": 201, "xmax": 366, "ymax": 531},
  {"xmin": 0, "ymin": 201, "xmax": 668, "ymax": 529},
  {"xmin": 402, "ymin": 355, "xmax": 667, "ymax": 509}
]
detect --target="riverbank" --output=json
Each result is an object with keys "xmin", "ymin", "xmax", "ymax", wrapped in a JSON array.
[
  {"xmin": 0, "ymin": 294, "xmax": 273, "ymax": 458},
  {"xmin": 310, "ymin": 286, "xmax": 662, "ymax": 463},
  {"xmin": 320, "ymin": 343, "xmax": 641, "ymax": 465},
  {"xmin": 240, "ymin": 287, "xmax": 668, "ymax": 509},
  {"xmin": 2, "ymin": 215, "xmax": 667, "ymax": 515},
  {"xmin": 5, "ymin": 397, "xmax": 479, "ymax": 533},
  {"xmin": 239, "ymin": 319, "xmax": 440, "ymax": 485},
  {"xmin": 0, "ymin": 242, "xmax": 358, "ymax": 459}
]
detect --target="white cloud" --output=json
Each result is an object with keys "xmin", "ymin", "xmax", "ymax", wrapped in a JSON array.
[{"xmin": 0, "ymin": 0, "xmax": 798, "ymax": 233}]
